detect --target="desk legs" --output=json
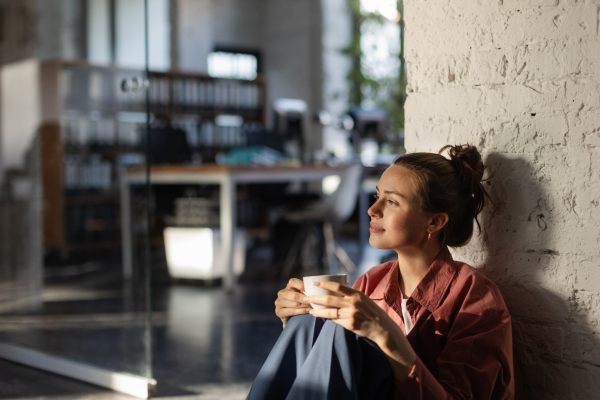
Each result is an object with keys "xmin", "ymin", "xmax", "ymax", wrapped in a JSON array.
[
  {"xmin": 220, "ymin": 176, "xmax": 236, "ymax": 291},
  {"xmin": 121, "ymin": 179, "xmax": 133, "ymax": 280},
  {"xmin": 121, "ymin": 176, "xmax": 238, "ymax": 288}
]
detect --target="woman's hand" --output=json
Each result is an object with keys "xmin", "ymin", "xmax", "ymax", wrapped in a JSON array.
[
  {"xmin": 275, "ymin": 278, "xmax": 311, "ymax": 328},
  {"xmin": 306, "ymin": 280, "xmax": 417, "ymax": 380},
  {"xmin": 305, "ymin": 281, "xmax": 396, "ymax": 342}
]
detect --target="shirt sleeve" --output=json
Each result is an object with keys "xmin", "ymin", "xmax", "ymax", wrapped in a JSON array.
[{"xmin": 395, "ymin": 282, "xmax": 515, "ymax": 400}]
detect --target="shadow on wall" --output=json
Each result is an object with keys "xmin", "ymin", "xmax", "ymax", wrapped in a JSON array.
[{"xmin": 474, "ymin": 153, "xmax": 600, "ymax": 399}]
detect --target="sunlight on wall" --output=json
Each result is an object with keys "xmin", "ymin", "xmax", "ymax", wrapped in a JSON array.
[
  {"xmin": 359, "ymin": 0, "xmax": 400, "ymax": 107},
  {"xmin": 360, "ymin": 0, "xmax": 399, "ymax": 21},
  {"xmin": 115, "ymin": 0, "xmax": 170, "ymax": 71},
  {"xmin": 87, "ymin": 0, "xmax": 111, "ymax": 65}
]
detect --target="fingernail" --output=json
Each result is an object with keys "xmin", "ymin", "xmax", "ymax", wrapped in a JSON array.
[
  {"xmin": 313, "ymin": 282, "xmax": 320, "ymax": 286},
  {"xmin": 308, "ymin": 309, "xmax": 314, "ymax": 315},
  {"xmin": 303, "ymin": 297, "xmax": 309, "ymax": 302}
]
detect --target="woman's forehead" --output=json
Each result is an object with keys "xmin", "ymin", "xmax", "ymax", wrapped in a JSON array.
[
  {"xmin": 379, "ymin": 165, "xmax": 417, "ymax": 193},
  {"xmin": 382, "ymin": 164, "xmax": 413, "ymax": 182}
]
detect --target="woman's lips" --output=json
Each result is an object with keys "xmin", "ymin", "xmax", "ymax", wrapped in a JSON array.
[{"xmin": 369, "ymin": 223, "xmax": 384, "ymax": 233}]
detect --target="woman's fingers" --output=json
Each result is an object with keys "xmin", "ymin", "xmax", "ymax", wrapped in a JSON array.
[
  {"xmin": 275, "ymin": 281, "xmax": 312, "ymax": 326},
  {"xmin": 278, "ymin": 288, "xmax": 310, "ymax": 305},
  {"xmin": 278, "ymin": 306, "xmax": 310, "ymax": 318},
  {"xmin": 276, "ymin": 298, "xmax": 310, "ymax": 309},
  {"xmin": 286, "ymin": 278, "xmax": 305, "ymax": 293},
  {"xmin": 305, "ymin": 294, "xmax": 346, "ymax": 309},
  {"xmin": 274, "ymin": 280, "xmax": 311, "ymax": 328},
  {"xmin": 312, "ymin": 280, "xmax": 357, "ymax": 296},
  {"xmin": 287, "ymin": 307, "xmax": 311, "ymax": 316},
  {"xmin": 308, "ymin": 307, "xmax": 340, "ymax": 319}
]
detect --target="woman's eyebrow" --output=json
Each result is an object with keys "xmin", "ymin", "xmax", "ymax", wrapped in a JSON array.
[
  {"xmin": 375, "ymin": 186, "xmax": 406, "ymax": 199},
  {"xmin": 384, "ymin": 190, "xmax": 406, "ymax": 198}
]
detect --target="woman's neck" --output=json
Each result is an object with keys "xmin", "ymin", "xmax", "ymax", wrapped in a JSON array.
[{"xmin": 396, "ymin": 243, "xmax": 442, "ymax": 298}]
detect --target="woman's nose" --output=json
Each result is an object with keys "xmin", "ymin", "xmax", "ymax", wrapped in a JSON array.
[{"xmin": 368, "ymin": 202, "xmax": 381, "ymax": 218}]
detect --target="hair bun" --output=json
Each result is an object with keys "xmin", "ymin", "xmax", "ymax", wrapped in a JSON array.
[
  {"xmin": 439, "ymin": 144, "xmax": 489, "ymax": 216},
  {"xmin": 440, "ymin": 144, "xmax": 485, "ymax": 191}
]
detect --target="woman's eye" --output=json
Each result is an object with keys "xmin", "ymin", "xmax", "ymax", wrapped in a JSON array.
[{"xmin": 373, "ymin": 194, "xmax": 396, "ymax": 206}]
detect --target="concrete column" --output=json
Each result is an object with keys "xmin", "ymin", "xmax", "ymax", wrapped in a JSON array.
[{"xmin": 405, "ymin": 0, "xmax": 600, "ymax": 396}]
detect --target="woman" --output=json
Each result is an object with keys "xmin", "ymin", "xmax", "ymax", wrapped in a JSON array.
[{"xmin": 248, "ymin": 144, "xmax": 517, "ymax": 400}]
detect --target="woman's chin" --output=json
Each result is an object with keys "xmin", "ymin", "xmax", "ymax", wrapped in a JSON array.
[{"xmin": 368, "ymin": 238, "xmax": 388, "ymax": 250}]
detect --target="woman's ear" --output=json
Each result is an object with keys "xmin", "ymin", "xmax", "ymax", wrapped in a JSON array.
[{"xmin": 428, "ymin": 213, "xmax": 449, "ymax": 234}]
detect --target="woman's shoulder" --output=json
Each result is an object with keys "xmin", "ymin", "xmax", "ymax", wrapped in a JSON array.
[
  {"xmin": 454, "ymin": 261, "xmax": 503, "ymax": 293},
  {"xmin": 451, "ymin": 260, "xmax": 509, "ymax": 315}
]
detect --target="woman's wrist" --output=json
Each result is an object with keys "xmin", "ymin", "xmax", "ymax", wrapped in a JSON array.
[{"xmin": 372, "ymin": 322, "xmax": 417, "ymax": 382}]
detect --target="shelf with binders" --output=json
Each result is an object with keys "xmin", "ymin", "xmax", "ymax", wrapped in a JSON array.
[
  {"xmin": 56, "ymin": 61, "xmax": 266, "ymax": 118},
  {"xmin": 41, "ymin": 61, "xmax": 268, "ymax": 257},
  {"xmin": 147, "ymin": 71, "xmax": 266, "ymax": 123},
  {"xmin": 61, "ymin": 62, "xmax": 146, "ymax": 114}
]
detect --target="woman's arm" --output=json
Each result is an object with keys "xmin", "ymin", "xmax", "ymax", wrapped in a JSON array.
[{"xmin": 307, "ymin": 280, "xmax": 516, "ymax": 400}]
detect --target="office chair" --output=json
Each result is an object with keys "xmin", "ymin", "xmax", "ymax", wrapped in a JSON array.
[
  {"xmin": 280, "ymin": 163, "xmax": 364, "ymax": 276},
  {"xmin": 148, "ymin": 127, "xmax": 192, "ymax": 164}
]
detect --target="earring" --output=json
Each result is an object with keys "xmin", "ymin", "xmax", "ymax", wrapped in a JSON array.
[{"xmin": 427, "ymin": 232, "xmax": 431, "ymax": 241}]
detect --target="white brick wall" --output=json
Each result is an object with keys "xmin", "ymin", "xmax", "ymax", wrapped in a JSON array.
[{"xmin": 405, "ymin": 1, "xmax": 600, "ymax": 398}]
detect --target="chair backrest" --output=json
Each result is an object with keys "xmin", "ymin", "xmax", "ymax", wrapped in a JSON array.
[
  {"xmin": 325, "ymin": 163, "xmax": 363, "ymax": 224},
  {"xmin": 149, "ymin": 127, "xmax": 192, "ymax": 164}
]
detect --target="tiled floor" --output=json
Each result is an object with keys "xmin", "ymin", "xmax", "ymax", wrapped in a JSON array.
[
  {"xmin": 0, "ymin": 356, "xmax": 254, "ymax": 399},
  {"xmin": 0, "ymin": 237, "xmax": 377, "ymax": 399},
  {"xmin": 0, "ymin": 281, "xmax": 284, "ymax": 399}
]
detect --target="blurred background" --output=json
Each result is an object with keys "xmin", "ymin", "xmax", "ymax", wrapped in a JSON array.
[{"xmin": 0, "ymin": 0, "xmax": 406, "ymax": 398}]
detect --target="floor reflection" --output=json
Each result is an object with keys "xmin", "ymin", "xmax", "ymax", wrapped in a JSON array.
[
  {"xmin": 0, "ymin": 238, "xmax": 364, "ymax": 398},
  {"xmin": 0, "ymin": 274, "xmax": 285, "ymax": 399},
  {"xmin": 153, "ymin": 282, "xmax": 283, "ymax": 396}
]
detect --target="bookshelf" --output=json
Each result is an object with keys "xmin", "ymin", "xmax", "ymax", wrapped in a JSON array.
[{"xmin": 39, "ymin": 61, "xmax": 266, "ymax": 255}]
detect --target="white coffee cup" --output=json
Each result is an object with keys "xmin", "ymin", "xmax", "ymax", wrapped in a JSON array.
[{"xmin": 303, "ymin": 274, "xmax": 348, "ymax": 309}]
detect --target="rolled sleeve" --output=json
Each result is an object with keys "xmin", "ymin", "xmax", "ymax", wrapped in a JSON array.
[
  {"xmin": 394, "ymin": 310, "xmax": 514, "ymax": 400},
  {"xmin": 394, "ymin": 357, "xmax": 435, "ymax": 400}
]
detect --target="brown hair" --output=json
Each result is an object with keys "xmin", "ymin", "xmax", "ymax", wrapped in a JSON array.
[{"xmin": 393, "ymin": 144, "xmax": 495, "ymax": 247}]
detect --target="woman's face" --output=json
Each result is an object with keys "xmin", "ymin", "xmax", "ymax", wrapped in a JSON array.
[{"xmin": 368, "ymin": 165, "xmax": 431, "ymax": 252}]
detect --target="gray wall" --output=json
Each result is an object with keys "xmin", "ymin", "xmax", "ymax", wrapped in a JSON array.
[
  {"xmin": 175, "ymin": 0, "xmax": 327, "ymax": 156},
  {"xmin": 37, "ymin": 0, "xmax": 86, "ymax": 62},
  {"xmin": 0, "ymin": 0, "xmax": 39, "ymax": 179},
  {"xmin": 0, "ymin": 0, "xmax": 38, "ymax": 67},
  {"xmin": 0, "ymin": 1, "xmax": 45, "ymax": 300}
]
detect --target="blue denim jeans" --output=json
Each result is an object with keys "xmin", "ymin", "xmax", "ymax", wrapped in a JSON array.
[{"xmin": 247, "ymin": 314, "xmax": 395, "ymax": 400}]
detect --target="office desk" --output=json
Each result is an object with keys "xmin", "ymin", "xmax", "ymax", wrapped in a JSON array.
[{"xmin": 120, "ymin": 164, "xmax": 344, "ymax": 289}]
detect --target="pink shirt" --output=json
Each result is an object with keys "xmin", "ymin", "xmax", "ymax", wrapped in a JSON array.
[{"xmin": 353, "ymin": 247, "xmax": 517, "ymax": 400}]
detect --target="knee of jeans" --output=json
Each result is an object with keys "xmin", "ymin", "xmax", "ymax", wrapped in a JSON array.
[
  {"xmin": 286, "ymin": 315, "xmax": 328, "ymax": 339},
  {"xmin": 285, "ymin": 314, "xmax": 315, "ymax": 331}
]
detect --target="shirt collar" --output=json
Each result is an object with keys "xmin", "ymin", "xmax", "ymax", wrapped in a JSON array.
[
  {"xmin": 367, "ymin": 247, "xmax": 457, "ymax": 313},
  {"xmin": 367, "ymin": 260, "xmax": 399, "ymax": 301}
]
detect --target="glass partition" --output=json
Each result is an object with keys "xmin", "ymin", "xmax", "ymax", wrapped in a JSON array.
[{"xmin": 0, "ymin": 0, "xmax": 154, "ymax": 397}]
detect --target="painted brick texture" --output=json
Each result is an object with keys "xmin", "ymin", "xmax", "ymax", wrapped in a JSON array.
[{"xmin": 404, "ymin": 1, "xmax": 600, "ymax": 398}]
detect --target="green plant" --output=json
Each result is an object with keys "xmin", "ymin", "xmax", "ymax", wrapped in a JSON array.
[{"xmin": 342, "ymin": 0, "xmax": 406, "ymax": 141}]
